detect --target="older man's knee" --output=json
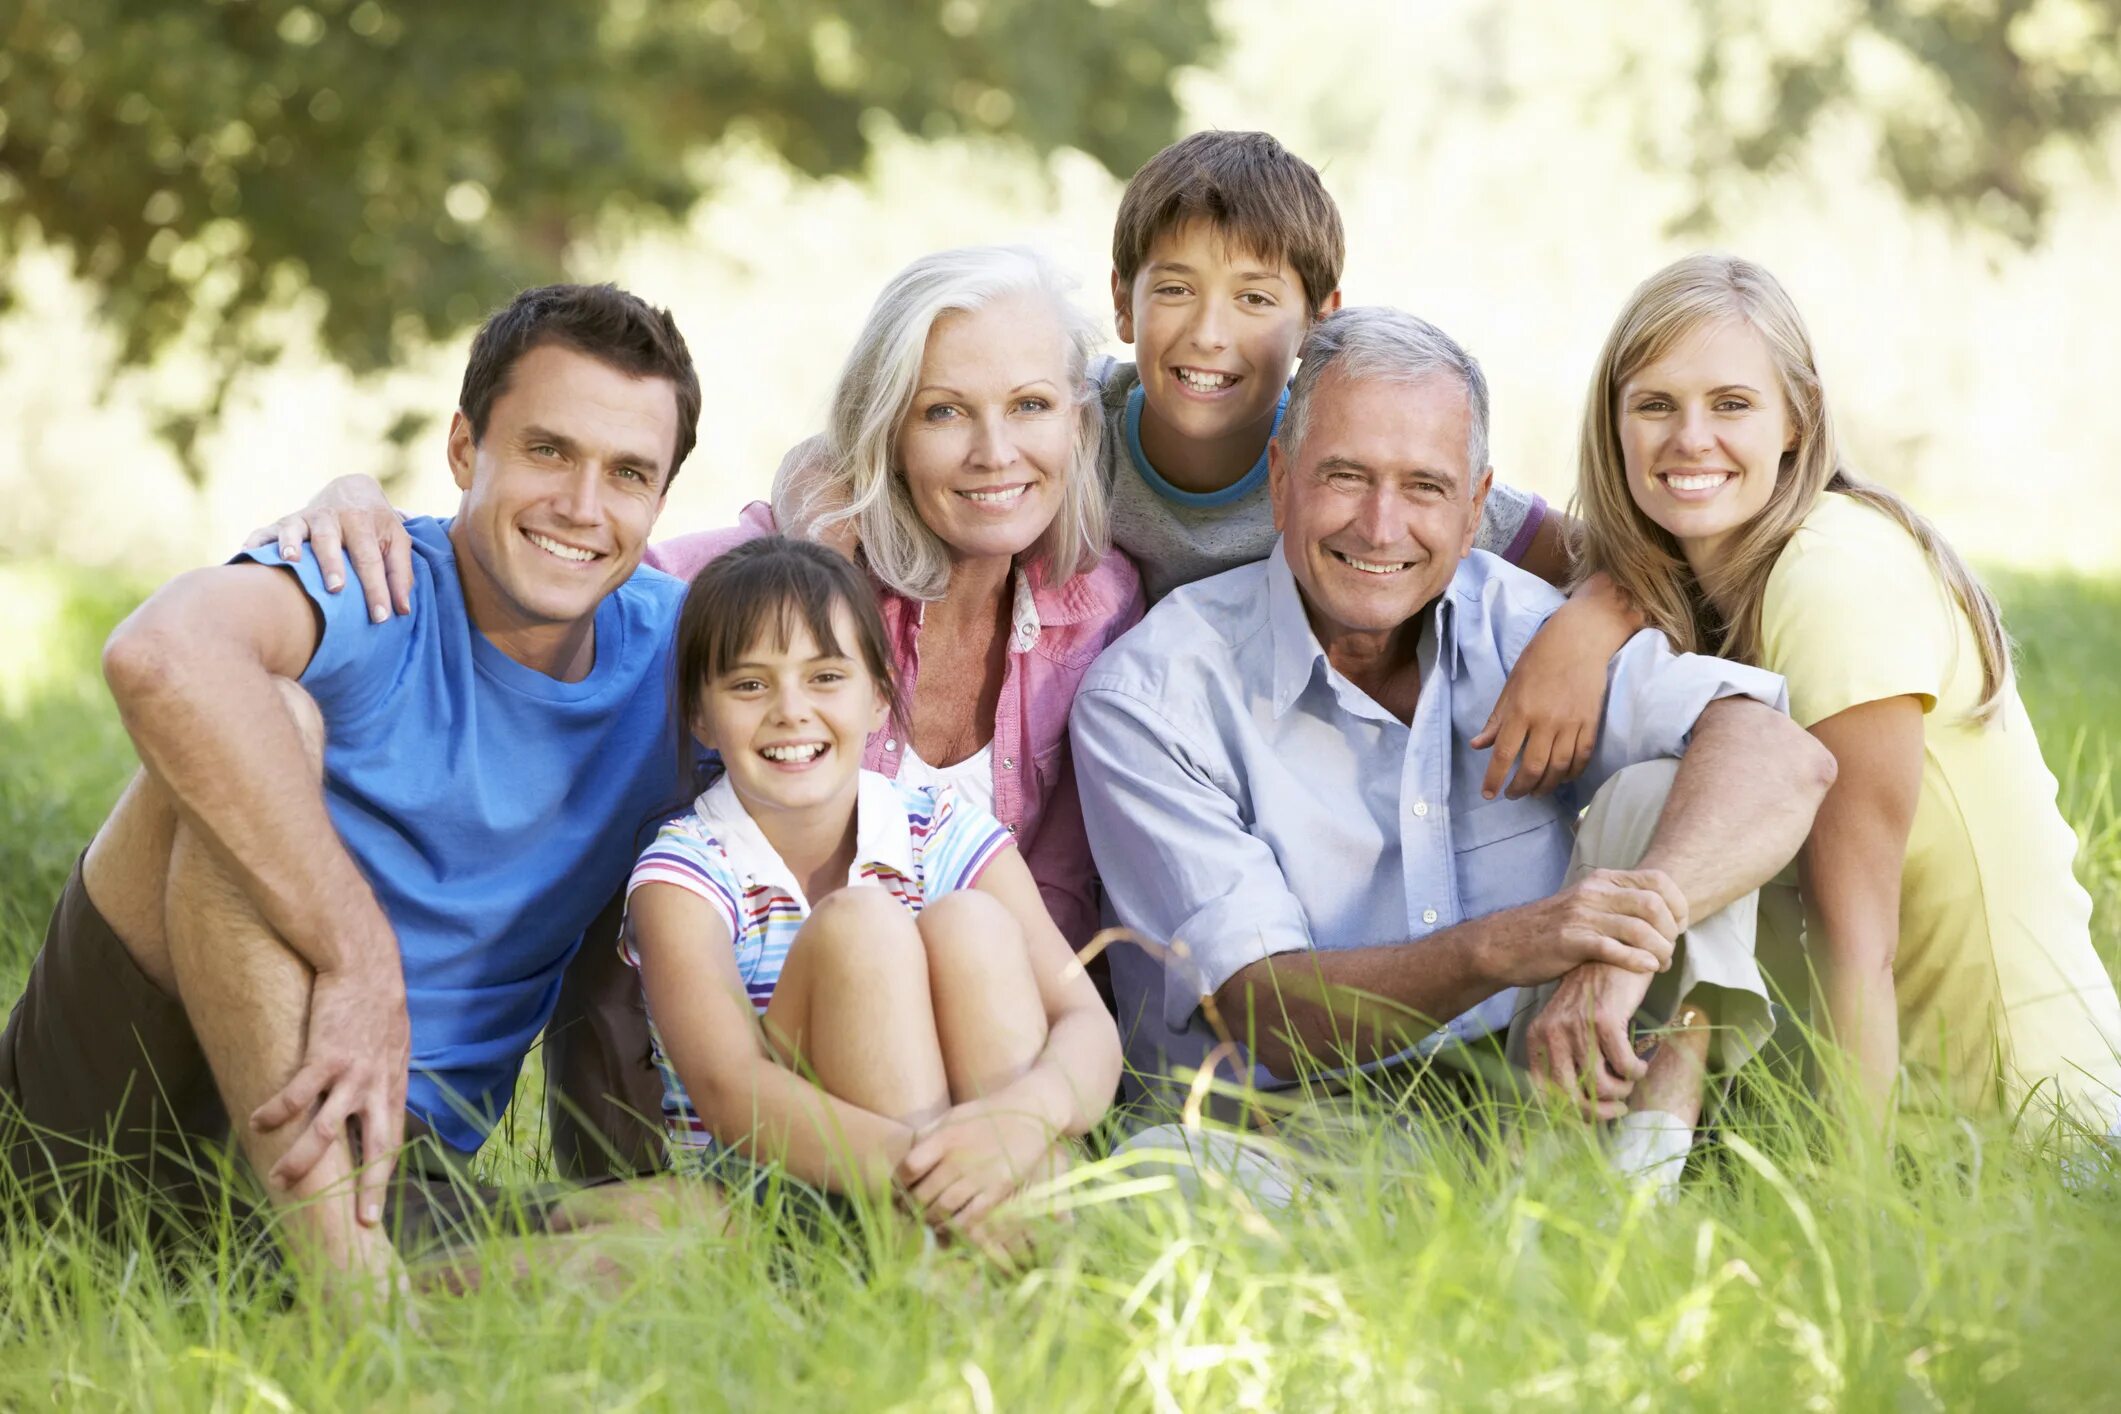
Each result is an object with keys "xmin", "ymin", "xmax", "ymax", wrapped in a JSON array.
[{"xmin": 1576, "ymin": 759, "xmax": 1682, "ymax": 871}]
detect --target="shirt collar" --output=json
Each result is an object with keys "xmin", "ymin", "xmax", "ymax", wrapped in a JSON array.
[
  {"xmin": 1009, "ymin": 566, "xmax": 1042, "ymax": 652},
  {"xmin": 691, "ymin": 769, "xmax": 915, "ymax": 907},
  {"xmin": 1265, "ymin": 538, "xmax": 1464, "ymax": 718},
  {"xmin": 1266, "ymin": 545, "xmax": 1324, "ymax": 718},
  {"xmin": 1125, "ymin": 382, "xmax": 1286, "ymax": 509}
]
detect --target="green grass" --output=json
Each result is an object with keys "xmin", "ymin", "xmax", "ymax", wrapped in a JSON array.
[{"xmin": 2, "ymin": 562, "xmax": 2118, "ymax": 1410}]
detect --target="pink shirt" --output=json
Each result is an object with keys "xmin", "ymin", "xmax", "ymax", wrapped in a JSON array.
[{"xmin": 646, "ymin": 503, "xmax": 1145, "ymax": 944}]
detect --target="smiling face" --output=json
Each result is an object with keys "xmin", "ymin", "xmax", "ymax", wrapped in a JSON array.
[
  {"xmin": 692, "ymin": 601, "xmax": 891, "ymax": 826},
  {"xmin": 1617, "ymin": 316, "xmax": 1796, "ymax": 573},
  {"xmin": 448, "ymin": 340, "xmax": 676, "ymax": 674},
  {"xmin": 894, "ymin": 292, "xmax": 1074, "ymax": 567},
  {"xmin": 1115, "ymin": 220, "xmax": 1333, "ymax": 485},
  {"xmin": 1270, "ymin": 370, "xmax": 1490, "ymax": 661}
]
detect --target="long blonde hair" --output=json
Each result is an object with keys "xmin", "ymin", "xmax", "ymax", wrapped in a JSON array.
[{"xmin": 1572, "ymin": 252, "xmax": 2011, "ymax": 722}]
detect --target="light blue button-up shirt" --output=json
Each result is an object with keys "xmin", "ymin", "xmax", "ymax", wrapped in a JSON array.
[{"xmin": 1071, "ymin": 542, "xmax": 1787, "ymax": 1096}]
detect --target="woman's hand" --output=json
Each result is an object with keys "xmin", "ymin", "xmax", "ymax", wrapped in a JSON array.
[
  {"xmin": 896, "ymin": 1098, "xmax": 1057, "ymax": 1241},
  {"xmin": 1472, "ymin": 572, "xmax": 1644, "ymax": 799},
  {"xmin": 242, "ymin": 474, "xmax": 412, "ymax": 623}
]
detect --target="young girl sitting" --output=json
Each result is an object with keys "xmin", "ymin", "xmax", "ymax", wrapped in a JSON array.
[{"xmin": 622, "ymin": 535, "xmax": 1121, "ymax": 1248}]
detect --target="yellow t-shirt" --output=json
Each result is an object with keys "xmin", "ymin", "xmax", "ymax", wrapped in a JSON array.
[{"xmin": 1759, "ymin": 492, "xmax": 2120, "ymax": 1123}]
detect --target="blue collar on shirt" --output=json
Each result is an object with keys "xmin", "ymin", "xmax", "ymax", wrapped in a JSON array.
[
  {"xmin": 1124, "ymin": 382, "xmax": 1289, "ymax": 508},
  {"xmin": 1264, "ymin": 543, "xmax": 1458, "ymax": 722}
]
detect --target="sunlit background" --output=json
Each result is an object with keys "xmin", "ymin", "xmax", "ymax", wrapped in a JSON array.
[{"xmin": 5, "ymin": 0, "xmax": 2118, "ymax": 601}]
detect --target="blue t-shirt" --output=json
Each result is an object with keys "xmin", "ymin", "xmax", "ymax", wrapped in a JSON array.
[{"xmin": 237, "ymin": 516, "xmax": 685, "ymax": 1151}]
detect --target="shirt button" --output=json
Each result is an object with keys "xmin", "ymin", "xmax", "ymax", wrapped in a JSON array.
[
  {"xmin": 1422, "ymin": 908, "xmax": 1438, "ymax": 924},
  {"xmin": 1005, "ymin": 823, "xmax": 1017, "ymax": 834},
  {"xmin": 885, "ymin": 738, "xmax": 898, "ymax": 751},
  {"xmin": 1002, "ymin": 757, "xmax": 1016, "ymax": 770},
  {"xmin": 1412, "ymin": 801, "xmax": 1429, "ymax": 817}
]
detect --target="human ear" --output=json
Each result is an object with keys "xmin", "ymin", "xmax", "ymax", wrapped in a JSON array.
[
  {"xmin": 1267, "ymin": 438, "xmax": 1289, "ymax": 531},
  {"xmin": 689, "ymin": 701, "xmax": 718, "ymax": 754},
  {"xmin": 1313, "ymin": 288, "xmax": 1344, "ymax": 322},
  {"xmin": 1110, "ymin": 269, "xmax": 1135, "ymax": 344},
  {"xmin": 1463, "ymin": 468, "xmax": 1493, "ymax": 558},
  {"xmin": 447, "ymin": 411, "xmax": 478, "ymax": 493}
]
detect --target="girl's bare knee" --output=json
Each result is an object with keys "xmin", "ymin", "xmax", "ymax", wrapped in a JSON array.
[
  {"xmin": 916, "ymin": 889, "xmax": 1018, "ymax": 955},
  {"xmin": 795, "ymin": 886, "xmax": 924, "ymax": 980}
]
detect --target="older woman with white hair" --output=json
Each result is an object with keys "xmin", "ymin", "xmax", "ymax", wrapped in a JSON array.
[{"xmin": 648, "ymin": 244, "xmax": 1142, "ymax": 944}]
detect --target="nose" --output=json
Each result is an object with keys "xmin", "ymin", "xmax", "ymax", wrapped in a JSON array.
[
  {"xmin": 557, "ymin": 464, "xmax": 603, "ymax": 524},
  {"xmin": 970, "ymin": 409, "xmax": 1020, "ymax": 472},
  {"xmin": 1353, "ymin": 483, "xmax": 1399, "ymax": 545},
  {"xmin": 1184, "ymin": 299, "xmax": 1230, "ymax": 355},
  {"xmin": 1674, "ymin": 405, "xmax": 1716, "ymax": 456},
  {"xmin": 770, "ymin": 678, "xmax": 812, "ymax": 725}
]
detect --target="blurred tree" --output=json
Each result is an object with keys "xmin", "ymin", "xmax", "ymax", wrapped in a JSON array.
[
  {"xmin": 0, "ymin": 0, "xmax": 1217, "ymax": 478},
  {"xmin": 1671, "ymin": 0, "xmax": 2121, "ymax": 242}
]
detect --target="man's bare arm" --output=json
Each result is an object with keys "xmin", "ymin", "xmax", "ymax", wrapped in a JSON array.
[
  {"xmin": 102, "ymin": 563, "xmax": 410, "ymax": 1212},
  {"xmin": 102, "ymin": 564, "xmax": 396, "ymax": 973},
  {"xmin": 1212, "ymin": 870, "xmax": 1685, "ymax": 1079},
  {"xmin": 1636, "ymin": 696, "xmax": 1839, "ymax": 920}
]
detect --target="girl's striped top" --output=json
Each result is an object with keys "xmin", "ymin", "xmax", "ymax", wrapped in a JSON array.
[{"xmin": 621, "ymin": 769, "xmax": 1013, "ymax": 1149}]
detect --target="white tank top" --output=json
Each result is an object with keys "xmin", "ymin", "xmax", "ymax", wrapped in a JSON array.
[{"xmin": 895, "ymin": 739, "xmax": 996, "ymax": 818}]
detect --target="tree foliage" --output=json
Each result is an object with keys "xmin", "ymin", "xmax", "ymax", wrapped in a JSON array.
[
  {"xmin": 1673, "ymin": 0, "xmax": 2121, "ymax": 242},
  {"xmin": 0, "ymin": 0, "xmax": 1217, "ymax": 471}
]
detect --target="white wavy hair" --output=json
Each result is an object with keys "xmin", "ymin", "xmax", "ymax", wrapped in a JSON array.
[{"xmin": 774, "ymin": 244, "xmax": 1110, "ymax": 599}]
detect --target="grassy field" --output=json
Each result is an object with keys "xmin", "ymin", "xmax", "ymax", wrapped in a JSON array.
[{"xmin": 2, "ymin": 562, "xmax": 2118, "ymax": 1410}]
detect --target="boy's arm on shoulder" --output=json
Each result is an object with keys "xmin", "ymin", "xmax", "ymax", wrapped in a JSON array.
[
  {"xmin": 102, "ymin": 561, "xmax": 401, "ymax": 976},
  {"xmin": 1511, "ymin": 504, "xmax": 1575, "ymax": 587}
]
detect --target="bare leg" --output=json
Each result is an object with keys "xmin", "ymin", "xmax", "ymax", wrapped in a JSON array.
[
  {"xmin": 80, "ymin": 770, "xmax": 182, "ymax": 993},
  {"xmin": 763, "ymin": 885, "xmax": 952, "ymax": 1130},
  {"xmin": 160, "ymin": 681, "xmax": 399, "ymax": 1297},
  {"xmin": 917, "ymin": 889, "xmax": 1047, "ymax": 1103},
  {"xmin": 418, "ymin": 1176, "xmax": 729, "ymax": 1297},
  {"xmin": 1632, "ymin": 1003, "xmax": 1714, "ymax": 1128}
]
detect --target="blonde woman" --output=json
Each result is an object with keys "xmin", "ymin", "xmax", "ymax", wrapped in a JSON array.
[{"xmin": 1569, "ymin": 252, "xmax": 2121, "ymax": 1132}]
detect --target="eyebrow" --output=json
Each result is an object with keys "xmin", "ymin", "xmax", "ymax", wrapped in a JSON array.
[
  {"xmin": 1626, "ymin": 382, "xmax": 1764, "ymax": 398},
  {"xmin": 724, "ymin": 652, "xmax": 856, "ymax": 672},
  {"xmin": 1146, "ymin": 260, "xmax": 1291, "ymax": 285},
  {"xmin": 913, "ymin": 379, "xmax": 1060, "ymax": 400}
]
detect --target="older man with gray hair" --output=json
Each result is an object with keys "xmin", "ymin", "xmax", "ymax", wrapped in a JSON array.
[{"xmin": 1071, "ymin": 306, "xmax": 1837, "ymax": 1187}]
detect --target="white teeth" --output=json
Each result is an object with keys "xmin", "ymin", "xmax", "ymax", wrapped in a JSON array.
[
  {"xmin": 760, "ymin": 743, "xmax": 826, "ymax": 763},
  {"xmin": 1175, "ymin": 368, "xmax": 1236, "ymax": 392},
  {"xmin": 1335, "ymin": 552, "xmax": 1410, "ymax": 575},
  {"xmin": 527, "ymin": 531, "xmax": 596, "ymax": 562},
  {"xmin": 1664, "ymin": 473, "xmax": 1730, "ymax": 492},
  {"xmin": 963, "ymin": 486, "xmax": 1027, "ymax": 504}
]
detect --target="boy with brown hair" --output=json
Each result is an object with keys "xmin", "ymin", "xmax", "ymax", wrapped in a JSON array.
[{"xmin": 1098, "ymin": 129, "xmax": 1568, "ymax": 601}]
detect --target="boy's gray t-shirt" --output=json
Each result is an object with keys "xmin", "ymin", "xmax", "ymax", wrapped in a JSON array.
[{"xmin": 1095, "ymin": 360, "xmax": 1546, "ymax": 603}]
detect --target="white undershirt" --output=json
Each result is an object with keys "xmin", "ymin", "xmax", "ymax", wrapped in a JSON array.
[{"xmin": 895, "ymin": 739, "xmax": 997, "ymax": 818}]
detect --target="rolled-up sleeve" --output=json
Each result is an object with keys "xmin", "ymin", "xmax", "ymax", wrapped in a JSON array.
[
  {"xmin": 1070, "ymin": 683, "xmax": 1315, "ymax": 1030},
  {"xmin": 1579, "ymin": 629, "xmax": 1791, "ymax": 799}
]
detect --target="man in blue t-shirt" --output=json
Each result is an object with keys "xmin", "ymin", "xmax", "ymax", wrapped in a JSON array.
[{"xmin": 0, "ymin": 283, "xmax": 703, "ymax": 1302}]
